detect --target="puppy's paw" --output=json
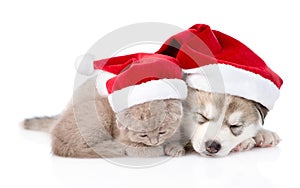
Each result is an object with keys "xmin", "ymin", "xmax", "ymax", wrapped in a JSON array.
[
  {"xmin": 164, "ymin": 144, "xmax": 185, "ymax": 157},
  {"xmin": 233, "ymin": 138, "xmax": 256, "ymax": 152},
  {"xmin": 254, "ymin": 129, "xmax": 281, "ymax": 147}
]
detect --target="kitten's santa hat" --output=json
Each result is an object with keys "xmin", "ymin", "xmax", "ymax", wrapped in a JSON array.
[
  {"xmin": 78, "ymin": 53, "xmax": 187, "ymax": 112},
  {"xmin": 157, "ymin": 24, "xmax": 283, "ymax": 110}
]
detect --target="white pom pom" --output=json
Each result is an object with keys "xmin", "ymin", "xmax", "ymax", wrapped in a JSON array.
[
  {"xmin": 96, "ymin": 70, "xmax": 116, "ymax": 96},
  {"xmin": 75, "ymin": 53, "xmax": 95, "ymax": 75}
]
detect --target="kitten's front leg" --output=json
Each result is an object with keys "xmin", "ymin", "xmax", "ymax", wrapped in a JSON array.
[
  {"xmin": 92, "ymin": 140, "xmax": 127, "ymax": 158},
  {"xmin": 164, "ymin": 142, "xmax": 185, "ymax": 157},
  {"xmin": 125, "ymin": 145, "xmax": 165, "ymax": 157},
  {"xmin": 163, "ymin": 128, "xmax": 185, "ymax": 157}
]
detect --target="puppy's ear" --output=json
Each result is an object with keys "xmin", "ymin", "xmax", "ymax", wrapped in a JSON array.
[
  {"xmin": 158, "ymin": 39, "xmax": 181, "ymax": 57},
  {"xmin": 255, "ymin": 103, "xmax": 269, "ymax": 125}
]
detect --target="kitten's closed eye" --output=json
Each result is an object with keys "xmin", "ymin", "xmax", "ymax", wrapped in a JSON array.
[
  {"xmin": 159, "ymin": 131, "xmax": 166, "ymax": 135},
  {"xmin": 139, "ymin": 134, "xmax": 148, "ymax": 138}
]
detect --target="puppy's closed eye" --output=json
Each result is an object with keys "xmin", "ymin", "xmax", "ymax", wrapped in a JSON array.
[
  {"xmin": 229, "ymin": 124, "xmax": 243, "ymax": 136},
  {"xmin": 196, "ymin": 113, "xmax": 209, "ymax": 124}
]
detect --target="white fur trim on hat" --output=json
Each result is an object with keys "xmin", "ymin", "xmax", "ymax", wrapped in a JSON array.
[
  {"xmin": 96, "ymin": 70, "xmax": 116, "ymax": 96},
  {"xmin": 184, "ymin": 64, "xmax": 280, "ymax": 110},
  {"xmin": 108, "ymin": 79, "xmax": 187, "ymax": 113}
]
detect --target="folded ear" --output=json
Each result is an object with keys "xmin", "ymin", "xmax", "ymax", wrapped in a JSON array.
[
  {"xmin": 116, "ymin": 121, "xmax": 127, "ymax": 130},
  {"xmin": 165, "ymin": 99, "xmax": 182, "ymax": 113},
  {"xmin": 163, "ymin": 100, "xmax": 183, "ymax": 123},
  {"xmin": 254, "ymin": 103, "xmax": 269, "ymax": 125},
  {"xmin": 157, "ymin": 38, "xmax": 181, "ymax": 58}
]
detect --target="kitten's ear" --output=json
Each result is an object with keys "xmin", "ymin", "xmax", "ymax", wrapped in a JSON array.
[
  {"xmin": 163, "ymin": 100, "xmax": 183, "ymax": 123},
  {"xmin": 116, "ymin": 121, "xmax": 127, "ymax": 130},
  {"xmin": 149, "ymin": 100, "xmax": 166, "ymax": 112},
  {"xmin": 165, "ymin": 100, "xmax": 182, "ymax": 113},
  {"xmin": 254, "ymin": 103, "xmax": 269, "ymax": 125}
]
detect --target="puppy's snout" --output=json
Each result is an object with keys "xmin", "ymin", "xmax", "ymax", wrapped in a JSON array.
[{"xmin": 205, "ymin": 140, "xmax": 221, "ymax": 154}]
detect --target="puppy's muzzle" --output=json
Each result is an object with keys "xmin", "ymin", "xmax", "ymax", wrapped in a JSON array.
[{"xmin": 205, "ymin": 140, "xmax": 221, "ymax": 154}]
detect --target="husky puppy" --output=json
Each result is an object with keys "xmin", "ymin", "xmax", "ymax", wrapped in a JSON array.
[{"xmin": 182, "ymin": 88, "xmax": 281, "ymax": 157}]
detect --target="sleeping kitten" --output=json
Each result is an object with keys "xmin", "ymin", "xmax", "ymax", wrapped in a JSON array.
[
  {"xmin": 115, "ymin": 99, "xmax": 181, "ymax": 146},
  {"xmin": 113, "ymin": 100, "xmax": 185, "ymax": 157},
  {"xmin": 23, "ymin": 77, "xmax": 185, "ymax": 158}
]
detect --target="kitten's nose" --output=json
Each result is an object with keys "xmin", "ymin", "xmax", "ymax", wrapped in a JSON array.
[
  {"xmin": 205, "ymin": 140, "xmax": 221, "ymax": 154},
  {"xmin": 149, "ymin": 138, "xmax": 159, "ymax": 145}
]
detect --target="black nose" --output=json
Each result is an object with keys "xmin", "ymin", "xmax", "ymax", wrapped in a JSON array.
[{"xmin": 205, "ymin": 140, "xmax": 221, "ymax": 154}]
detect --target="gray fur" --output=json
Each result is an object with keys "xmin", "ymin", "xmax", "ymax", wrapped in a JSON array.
[{"xmin": 22, "ymin": 115, "xmax": 59, "ymax": 132}]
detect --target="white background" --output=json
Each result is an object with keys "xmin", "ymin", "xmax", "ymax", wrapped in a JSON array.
[{"xmin": 0, "ymin": 0, "xmax": 299, "ymax": 187}]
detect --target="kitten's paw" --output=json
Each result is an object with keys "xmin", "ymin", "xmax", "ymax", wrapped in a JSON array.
[
  {"xmin": 254, "ymin": 129, "xmax": 281, "ymax": 147},
  {"xmin": 232, "ymin": 138, "xmax": 256, "ymax": 152},
  {"xmin": 164, "ymin": 144, "xmax": 185, "ymax": 157}
]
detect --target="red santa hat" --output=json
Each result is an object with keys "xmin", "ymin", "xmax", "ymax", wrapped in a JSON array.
[
  {"xmin": 94, "ymin": 53, "xmax": 151, "ymax": 96},
  {"xmin": 157, "ymin": 24, "xmax": 283, "ymax": 110},
  {"xmin": 82, "ymin": 53, "xmax": 187, "ymax": 112}
]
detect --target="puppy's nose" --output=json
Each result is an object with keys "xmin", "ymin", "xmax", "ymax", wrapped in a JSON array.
[{"xmin": 205, "ymin": 140, "xmax": 221, "ymax": 154}]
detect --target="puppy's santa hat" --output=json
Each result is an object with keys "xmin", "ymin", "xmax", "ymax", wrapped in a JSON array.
[
  {"xmin": 78, "ymin": 53, "xmax": 187, "ymax": 112},
  {"xmin": 157, "ymin": 24, "xmax": 283, "ymax": 110}
]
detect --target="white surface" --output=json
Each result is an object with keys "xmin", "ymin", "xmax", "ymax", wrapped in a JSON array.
[{"xmin": 0, "ymin": 0, "xmax": 299, "ymax": 188}]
